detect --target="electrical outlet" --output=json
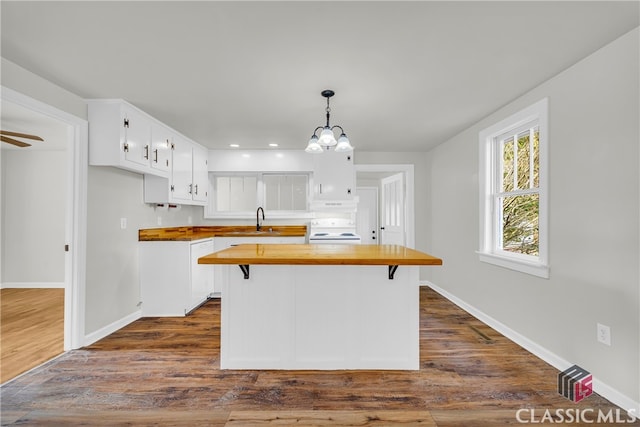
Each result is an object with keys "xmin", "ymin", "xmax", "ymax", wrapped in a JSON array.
[
  {"xmin": 597, "ymin": 323, "xmax": 611, "ymax": 346},
  {"xmin": 188, "ymin": 216, "xmax": 193, "ymax": 225},
  {"xmin": 120, "ymin": 217, "xmax": 127, "ymax": 229},
  {"xmin": 157, "ymin": 216, "xmax": 162, "ymax": 226}
]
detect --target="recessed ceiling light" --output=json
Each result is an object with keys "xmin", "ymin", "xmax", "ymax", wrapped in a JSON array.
[
  {"xmin": 229, "ymin": 144, "xmax": 240, "ymax": 148},
  {"xmin": 241, "ymin": 153, "xmax": 250, "ymax": 158},
  {"xmin": 269, "ymin": 143, "xmax": 278, "ymax": 147}
]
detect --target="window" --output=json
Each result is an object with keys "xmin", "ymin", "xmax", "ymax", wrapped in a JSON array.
[
  {"xmin": 206, "ymin": 172, "xmax": 311, "ymax": 218},
  {"xmin": 263, "ymin": 174, "xmax": 308, "ymax": 211},
  {"xmin": 215, "ymin": 175, "xmax": 257, "ymax": 212},
  {"xmin": 478, "ymin": 98, "xmax": 549, "ymax": 278}
]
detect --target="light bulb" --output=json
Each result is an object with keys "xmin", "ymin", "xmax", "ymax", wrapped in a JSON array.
[
  {"xmin": 305, "ymin": 135, "xmax": 323, "ymax": 153},
  {"xmin": 318, "ymin": 127, "xmax": 337, "ymax": 146},
  {"xmin": 334, "ymin": 133, "xmax": 353, "ymax": 152}
]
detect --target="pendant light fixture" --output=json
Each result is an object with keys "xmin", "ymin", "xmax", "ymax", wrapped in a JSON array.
[{"xmin": 305, "ymin": 89, "xmax": 353, "ymax": 153}]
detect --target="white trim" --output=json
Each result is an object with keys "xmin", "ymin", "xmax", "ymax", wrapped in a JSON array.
[
  {"xmin": 477, "ymin": 252, "xmax": 549, "ymax": 279},
  {"xmin": 1, "ymin": 86, "xmax": 88, "ymax": 351},
  {"xmin": 425, "ymin": 281, "xmax": 640, "ymax": 417},
  {"xmin": 0, "ymin": 282, "xmax": 65, "ymax": 289},
  {"xmin": 478, "ymin": 98, "xmax": 549, "ymax": 277},
  {"xmin": 355, "ymin": 164, "xmax": 415, "ymax": 249},
  {"xmin": 83, "ymin": 310, "xmax": 142, "ymax": 347}
]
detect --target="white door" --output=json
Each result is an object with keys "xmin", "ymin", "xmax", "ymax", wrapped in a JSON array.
[
  {"xmin": 356, "ymin": 187, "xmax": 378, "ymax": 244},
  {"xmin": 380, "ymin": 173, "xmax": 405, "ymax": 245}
]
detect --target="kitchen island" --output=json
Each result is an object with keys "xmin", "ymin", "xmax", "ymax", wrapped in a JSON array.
[{"xmin": 199, "ymin": 244, "xmax": 442, "ymax": 370}]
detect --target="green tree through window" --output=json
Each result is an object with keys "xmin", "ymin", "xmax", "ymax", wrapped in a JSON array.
[{"xmin": 499, "ymin": 129, "xmax": 539, "ymax": 255}]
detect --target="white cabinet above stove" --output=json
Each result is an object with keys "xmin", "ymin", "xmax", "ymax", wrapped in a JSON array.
[{"xmin": 312, "ymin": 150, "xmax": 355, "ymax": 200}]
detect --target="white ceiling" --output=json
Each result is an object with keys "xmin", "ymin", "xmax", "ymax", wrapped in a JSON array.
[{"xmin": 1, "ymin": 1, "xmax": 638, "ymax": 152}]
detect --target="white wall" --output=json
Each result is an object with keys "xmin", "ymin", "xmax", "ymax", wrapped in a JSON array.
[
  {"xmin": 1, "ymin": 57, "xmax": 202, "ymax": 337},
  {"xmin": 1, "ymin": 150, "xmax": 67, "ymax": 284},
  {"xmin": 428, "ymin": 28, "xmax": 639, "ymax": 407},
  {"xmin": 85, "ymin": 166, "xmax": 200, "ymax": 334}
]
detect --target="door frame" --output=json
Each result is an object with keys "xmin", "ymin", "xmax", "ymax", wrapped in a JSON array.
[
  {"xmin": 355, "ymin": 186, "xmax": 379, "ymax": 245},
  {"xmin": 1, "ymin": 86, "xmax": 88, "ymax": 350},
  {"xmin": 355, "ymin": 164, "xmax": 414, "ymax": 249}
]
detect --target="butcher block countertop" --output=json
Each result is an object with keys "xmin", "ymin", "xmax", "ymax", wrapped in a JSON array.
[
  {"xmin": 139, "ymin": 225, "xmax": 307, "ymax": 241},
  {"xmin": 198, "ymin": 244, "xmax": 443, "ymax": 266}
]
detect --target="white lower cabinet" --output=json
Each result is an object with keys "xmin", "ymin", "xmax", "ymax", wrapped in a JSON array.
[{"xmin": 139, "ymin": 238, "xmax": 215, "ymax": 317}]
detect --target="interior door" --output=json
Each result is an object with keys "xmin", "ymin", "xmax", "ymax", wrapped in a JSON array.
[
  {"xmin": 356, "ymin": 187, "xmax": 378, "ymax": 244},
  {"xmin": 380, "ymin": 173, "xmax": 405, "ymax": 245}
]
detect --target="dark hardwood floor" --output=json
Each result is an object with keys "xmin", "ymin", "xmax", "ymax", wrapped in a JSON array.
[{"xmin": 1, "ymin": 287, "xmax": 635, "ymax": 426}]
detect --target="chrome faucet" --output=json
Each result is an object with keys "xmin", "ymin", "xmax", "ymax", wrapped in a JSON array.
[{"xmin": 256, "ymin": 207, "xmax": 265, "ymax": 231}]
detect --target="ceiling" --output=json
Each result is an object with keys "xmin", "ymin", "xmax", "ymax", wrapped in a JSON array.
[{"xmin": 1, "ymin": 1, "xmax": 638, "ymax": 153}]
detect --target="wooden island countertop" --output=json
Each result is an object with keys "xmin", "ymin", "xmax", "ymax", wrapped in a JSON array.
[{"xmin": 198, "ymin": 244, "xmax": 442, "ymax": 266}]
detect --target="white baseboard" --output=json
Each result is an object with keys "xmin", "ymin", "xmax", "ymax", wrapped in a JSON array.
[
  {"xmin": 0, "ymin": 282, "xmax": 65, "ymax": 289},
  {"xmin": 83, "ymin": 310, "xmax": 141, "ymax": 347},
  {"xmin": 423, "ymin": 281, "xmax": 640, "ymax": 419}
]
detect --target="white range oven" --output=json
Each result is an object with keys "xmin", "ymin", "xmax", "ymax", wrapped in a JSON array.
[{"xmin": 308, "ymin": 218, "xmax": 362, "ymax": 245}]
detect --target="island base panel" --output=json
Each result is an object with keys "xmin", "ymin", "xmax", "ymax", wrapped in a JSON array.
[{"xmin": 220, "ymin": 264, "xmax": 420, "ymax": 370}]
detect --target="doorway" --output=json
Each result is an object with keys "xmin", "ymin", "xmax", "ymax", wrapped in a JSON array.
[
  {"xmin": 355, "ymin": 164, "xmax": 414, "ymax": 249},
  {"xmin": 1, "ymin": 87, "xmax": 88, "ymax": 372},
  {"xmin": 355, "ymin": 187, "xmax": 378, "ymax": 244}
]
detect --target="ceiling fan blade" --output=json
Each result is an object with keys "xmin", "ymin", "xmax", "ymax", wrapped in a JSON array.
[
  {"xmin": 1, "ymin": 135, "xmax": 32, "ymax": 147},
  {"xmin": 0, "ymin": 130, "xmax": 44, "ymax": 141}
]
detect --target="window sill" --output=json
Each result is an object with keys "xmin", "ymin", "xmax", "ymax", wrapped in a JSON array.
[{"xmin": 477, "ymin": 252, "xmax": 549, "ymax": 279}]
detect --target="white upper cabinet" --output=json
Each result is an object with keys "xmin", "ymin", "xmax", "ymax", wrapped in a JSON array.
[
  {"xmin": 170, "ymin": 134, "xmax": 194, "ymax": 202},
  {"xmin": 150, "ymin": 121, "xmax": 172, "ymax": 174},
  {"xmin": 88, "ymin": 99, "xmax": 209, "ymax": 206},
  {"xmin": 191, "ymin": 144, "xmax": 209, "ymax": 203},
  {"xmin": 313, "ymin": 149, "xmax": 355, "ymax": 200},
  {"xmin": 87, "ymin": 99, "xmax": 163, "ymax": 176},
  {"xmin": 121, "ymin": 106, "xmax": 152, "ymax": 167},
  {"xmin": 144, "ymin": 135, "xmax": 209, "ymax": 206}
]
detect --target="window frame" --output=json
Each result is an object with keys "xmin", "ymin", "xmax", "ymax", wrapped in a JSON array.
[
  {"xmin": 205, "ymin": 171, "xmax": 313, "ymax": 219},
  {"xmin": 478, "ymin": 98, "xmax": 549, "ymax": 278}
]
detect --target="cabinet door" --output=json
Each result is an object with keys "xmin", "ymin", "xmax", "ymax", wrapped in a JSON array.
[
  {"xmin": 171, "ymin": 136, "xmax": 194, "ymax": 202},
  {"xmin": 150, "ymin": 122, "xmax": 172, "ymax": 173},
  {"xmin": 313, "ymin": 150, "xmax": 355, "ymax": 199},
  {"xmin": 190, "ymin": 240, "xmax": 214, "ymax": 311},
  {"xmin": 191, "ymin": 144, "xmax": 209, "ymax": 203},
  {"xmin": 121, "ymin": 106, "xmax": 151, "ymax": 167}
]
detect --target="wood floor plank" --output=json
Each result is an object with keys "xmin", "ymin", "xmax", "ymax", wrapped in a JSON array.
[
  {"xmin": 226, "ymin": 410, "xmax": 437, "ymax": 426},
  {"xmin": 0, "ymin": 288, "xmax": 64, "ymax": 383},
  {"xmin": 5, "ymin": 409, "xmax": 230, "ymax": 426},
  {"xmin": 2, "ymin": 288, "xmax": 637, "ymax": 426}
]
